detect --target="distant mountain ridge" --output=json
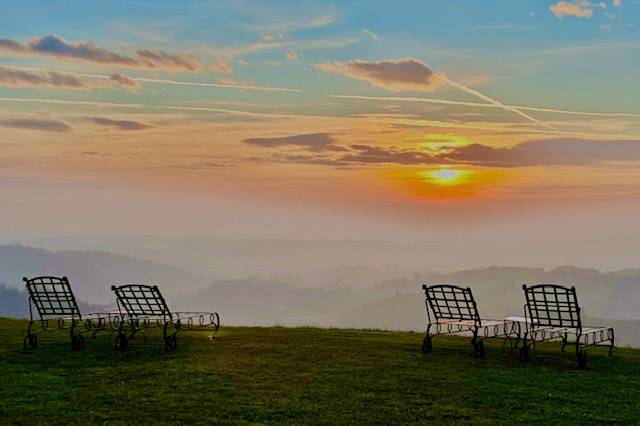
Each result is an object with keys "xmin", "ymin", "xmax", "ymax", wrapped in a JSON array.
[
  {"xmin": 0, "ymin": 245, "xmax": 201, "ymax": 304},
  {"xmin": 20, "ymin": 234, "xmax": 640, "ymax": 280}
]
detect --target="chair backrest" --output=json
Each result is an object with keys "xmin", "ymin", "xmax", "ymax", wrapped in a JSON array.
[
  {"xmin": 523, "ymin": 284, "xmax": 581, "ymax": 330},
  {"xmin": 111, "ymin": 284, "xmax": 172, "ymax": 319},
  {"xmin": 422, "ymin": 284, "xmax": 481, "ymax": 325},
  {"xmin": 23, "ymin": 276, "xmax": 82, "ymax": 320}
]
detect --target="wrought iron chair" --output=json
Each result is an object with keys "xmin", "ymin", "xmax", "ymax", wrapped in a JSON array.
[
  {"xmin": 520, "ymin": 284, "xmax": 614, "ymax": 369},
  {"xmin": 111, "ymin": 284, "xmax": 220, "ymax": 351},
  {"xmin": 23, "ymin": 276, "xmax": 118, "ymax": 351},
  {"xmin": 421, "ymin": 284, "xmax": 520, "ymax": 358}
]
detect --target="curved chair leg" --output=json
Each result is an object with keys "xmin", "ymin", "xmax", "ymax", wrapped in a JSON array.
[
  {"xmin": 561, "ymin": 334, "xmax": 568, "ymax": 352},
  {"xmin": 513, "ymin": 322, "xmax": 521, "ymax": 350}
]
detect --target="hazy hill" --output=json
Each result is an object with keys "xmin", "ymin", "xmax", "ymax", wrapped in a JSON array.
[
  {"xmin": 0, "ymin": 245, "xmax": 201, "ymax": 304},
  {"xmin": 0, "ymin": 284, "xmax": 107, "ymax": 318},
  {"xmin": 1, "ymin": 243, "xmax": 639, "ymax": 345},
  {"xmin": 366, "ymin": 266, "xmax": 640, "ymax": 320},
  {"xmin": 23, "ymin": 234, "xmax": 640, "ymax": 280},
  {"xmin": 187, "ymin": 278, "xmax": 372, "ymax": 326}
]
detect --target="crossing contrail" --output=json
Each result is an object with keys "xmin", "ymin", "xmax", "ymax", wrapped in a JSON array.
[
  {"xmin": 3, "ymin": 96, "xmax": 639, "ymax": 139},
  {"xmin": 329, "ymin": 95, "xmax": 640, "ymax": 119},
  {"xmin": 441, "ymin": 76, "xmax": 556, "ymax": 130}
]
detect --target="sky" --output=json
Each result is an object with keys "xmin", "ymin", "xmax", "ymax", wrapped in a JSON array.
[{"xmin": 1, "ymin": 0, "xmax": 640, "ymax": 243}]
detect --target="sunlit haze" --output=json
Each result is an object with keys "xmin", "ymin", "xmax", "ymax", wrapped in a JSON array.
[{"xmin": 1, "ymin": 1, "xmax": 639, "ymax": 246}]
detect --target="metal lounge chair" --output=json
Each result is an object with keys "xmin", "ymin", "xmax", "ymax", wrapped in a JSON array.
[
  {"xmin": 111, "ymin": 284, "xmax": 220, "ymax": 350},
  {"xmin": 23, "ymin": 276, "xmax": 118, "ymax": 351},
  {"xmin": 520, "ymin": 284, "xmax": 614, "ymax": 369},
  {"xmin": 421, "ymin": 284, "xmax": 520, "ymax": 358}
]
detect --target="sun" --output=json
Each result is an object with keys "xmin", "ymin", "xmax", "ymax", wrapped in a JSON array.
[{"xmin": 424, "ymin": 167, "xmax": 469, "ymax": 186}]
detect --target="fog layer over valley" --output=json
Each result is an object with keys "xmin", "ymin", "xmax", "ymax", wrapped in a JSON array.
[{"xmin": 1, "ymin": 237, "xmax": 639, "ymax": 347}]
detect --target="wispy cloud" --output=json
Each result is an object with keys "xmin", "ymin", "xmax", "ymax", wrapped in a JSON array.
[
  {"xmin": 209, "ymin": 60, "xmax": 234, "ymax": 74},
  {"xmin": 0, "ymin": 65, "xmax": 140, "ymax": 91},
  {"xmin": 265, "ymin": 145, "xmax": 439, "ymax": 168},
  {"xmin": 285, "ymin": 51, "xmax": 299, "ymax": 61},
  {"xmin": 85, "ymin": 116, "xmax": 153, "ymax": 130},
  {"xmin": 5, "ymin": 66, "xmax": 299, "ymax": 92},
  {"xmin": 361, "ymin": 28, "xmax": 380, "ymax": 42},
  {"xmin": 108, "ymin": 73, "xmax": 141, "ymax": 91},
  {"xmin": 265, "ymin": 138, "xmax": 640, "ymax": 168},
  {"xmin": 201, "ymin": 36, "xmax": 360, "ymax": 59},
  {"xmin": 0, "ymin": 35, "xmax": 203, "ymax": 72},
  {"xmin": 244, "ymin": 133, "xmax": 347, "ymax": 151},
  {"xmin": 473, "ymin": 24, "xmax": 535, "ymax": 31},
  {"xmin": 240, "ymin": 14, "xmax": 336, "ymax": 36},
  {"xmin": 341, "ymin": 144, "xmax": 437, "ymax": 164},
  {"xmin": 444, "ymin": 138, "xmax": 640, "ymax": 167},
  {"xmin": 316, "ymin": 58, "xmax": 446, "ymax": 92},
  {"xmin": 0, "ymin": 117, "xmax": 71, "ymax": 132}
]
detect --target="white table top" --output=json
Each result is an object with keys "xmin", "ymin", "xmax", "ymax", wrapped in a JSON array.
[{"xmin": 504, "ymin": 316, "xmax": 535, "ymax": 323}]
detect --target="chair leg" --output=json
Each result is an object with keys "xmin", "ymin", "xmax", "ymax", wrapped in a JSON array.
[
  {"xmin": 609, "ymin": 329, "xmax": 615, "ymax": 356},
  {"xmin": 23, "ymin": 321, "xmax": 37, "ymax": 350},
  {"xmin": 576, "ymin": 335, "xmax": 587, "ymax": 369},
  {"xmin": 513, "ymin": 322, "xmax": 521, "ymax": 350},
  {"xmin": 421, "ymin": 334, "xmax": 433, "ymax": 354},
  {"xmin": 561, "ymin": 334, "xmax": 568, "ymax": 352},
  {"xmin": 519, "ymin": 334, "xmax": 530, "ymax": 362}
]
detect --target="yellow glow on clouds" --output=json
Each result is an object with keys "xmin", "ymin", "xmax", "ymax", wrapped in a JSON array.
[{"xmin": 418, "ymin": 133, "xmax": 474, "ymax": 151}]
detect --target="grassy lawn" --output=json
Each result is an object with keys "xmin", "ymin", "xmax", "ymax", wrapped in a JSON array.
[{"xmin": 0, "ymin": 317, "xmax": 638, "ymax": 425}]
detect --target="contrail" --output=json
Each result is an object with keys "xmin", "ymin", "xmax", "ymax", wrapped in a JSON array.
[
  {"xmin": 80, "ymin": 74, "xmax": 301, "ymax": 93},
  {"xmin": 440, "ymin": 76, "xmax": 556, "ymax": 130},
  {"xmin": 0, "ymin": 97, "xmax": 146, "ymax": 108},
  {"xmin": 2, "ymin": 65, "xmax": 300, "ymax": 93},
  {"xmin": 0, "ymin": 97, "xmax": 313, "ymax": 119},
  {"xmin": 383, "ymin": 116, "xmax": 640, "ymax": 139},
  {"xmin": 329, "ymin": 95, "xmax": 640, "ymax": 119},
  {"xmin": 3, "ymin": 96, "xmax": 639, "ymax": 139}
]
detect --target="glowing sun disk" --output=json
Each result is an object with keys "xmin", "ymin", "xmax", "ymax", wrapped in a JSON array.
[{"xmin": 426, "ymin": 167, "xmax": 469, "ymax": 186}]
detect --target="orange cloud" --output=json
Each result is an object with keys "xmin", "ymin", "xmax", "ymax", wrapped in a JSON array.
[
  {"xmin": 209, "ymin": 60, "xmax": 234, "ymax": 74},
  {"xmin": 550, "ymin": 1, "xmax": 594, "ymax": 18}
]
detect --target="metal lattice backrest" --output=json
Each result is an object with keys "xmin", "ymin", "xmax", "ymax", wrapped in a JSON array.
[
  {"xmin": 523, "ymin": 284, "xmax": 581, "ymax": 330},
  {"xmin": 112, "ymin": 284, "xmax": 172, "ymax": 319},
  {"xmin": 23, "ymin": 276, "xmax": 82, "ymax": 319},
  {"xmin": 423, "ymin": 284, "xmax": 480, "ymax": 324}
]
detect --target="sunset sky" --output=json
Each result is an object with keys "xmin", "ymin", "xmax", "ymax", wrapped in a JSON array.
[{"xmin": 1, "ymin": 0, "xmax": 640, "ymax": 242}]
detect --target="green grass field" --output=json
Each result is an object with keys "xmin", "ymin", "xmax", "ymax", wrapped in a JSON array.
[{"xmin": 1, "ymin": 318, "xmax": 639, "ymax": 425}]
